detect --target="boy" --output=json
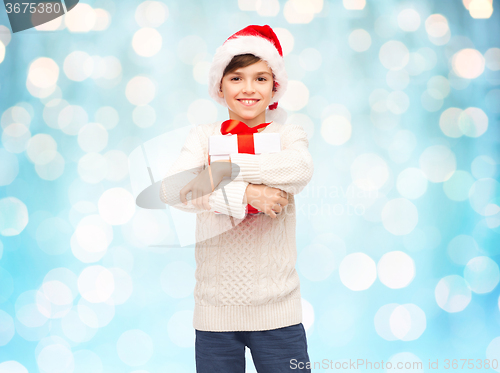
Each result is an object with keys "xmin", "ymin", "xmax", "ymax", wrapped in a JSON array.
[{"xmin": 160, "ymin": 25, "xmax": 314, "ymax": 373}]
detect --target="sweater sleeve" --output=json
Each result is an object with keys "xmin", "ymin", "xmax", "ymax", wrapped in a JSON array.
[
  {"xmin": 159, "ymin": 125, "xmax": 249, "ymax": 219},
  {"xmin": 228, "ymin": 124, "xmax": 314, "ymax": 195}
]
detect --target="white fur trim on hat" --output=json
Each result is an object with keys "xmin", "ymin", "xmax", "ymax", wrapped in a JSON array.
[{"xmin": 208, "ymin": 35, "xmax": 288, "ymax": 110}]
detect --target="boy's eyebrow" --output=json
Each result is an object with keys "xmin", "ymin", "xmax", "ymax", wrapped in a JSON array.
[{"xmin": 230, "ymin": 71, "xmax": 272, "ymax": 76}]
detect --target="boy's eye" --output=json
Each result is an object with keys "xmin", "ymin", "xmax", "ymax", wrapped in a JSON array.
[{"xmin": 230, "ymin": 77, "xmax": 267, "ymax": 81}]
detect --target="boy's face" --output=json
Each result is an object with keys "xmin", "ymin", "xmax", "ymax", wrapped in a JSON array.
[{"xmin": 218, "ymin": 60, "xmax": 275, "ymax": 127}]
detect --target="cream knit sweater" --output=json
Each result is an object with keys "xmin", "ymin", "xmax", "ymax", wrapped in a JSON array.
[{"xmin": 160, "ymin": 120, "xmax": 314, "ymax": 331}]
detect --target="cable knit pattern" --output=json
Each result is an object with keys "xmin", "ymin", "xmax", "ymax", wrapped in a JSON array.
[{"xmin": 159, "ymin": 120, "xmax": 314, "ymax": 331}]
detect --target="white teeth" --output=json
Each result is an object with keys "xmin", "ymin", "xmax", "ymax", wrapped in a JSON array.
[{"xmin": 240, "ymin": 100, "xmax": 258, "ymax": 104}]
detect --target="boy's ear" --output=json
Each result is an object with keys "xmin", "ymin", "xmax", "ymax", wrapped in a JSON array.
[{"xmin": 218, "ymin": 85, "xmax": 224, "ymax": 98}]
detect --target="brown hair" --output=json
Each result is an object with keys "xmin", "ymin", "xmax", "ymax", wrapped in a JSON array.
[{"xmin": 221, "ymin": 53, "xmax": 277, "ymax": 92}]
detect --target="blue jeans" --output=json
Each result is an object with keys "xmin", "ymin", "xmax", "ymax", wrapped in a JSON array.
[{"xmin": 195, "ymin": 323, "xmax": 311, "ymax": 373}]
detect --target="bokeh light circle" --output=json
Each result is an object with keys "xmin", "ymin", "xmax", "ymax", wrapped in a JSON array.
[
  {"xmin": 98, "ymin": 188, "xmax": 136, "ymax": 225},
  {"xmin": 95, "ymin": 106, "xmax": 119, "ymax": 130},
  {"xmin": 419, "ymin": 145, "xmax": 456, "ymax": 183},
  {"xmin": 64, "ymin": 51, "xmax": 94, "ymax": 81},
  {"xmin": 0, "ymin": 25, "xmax": 11, "ymax": 47},
  {"xmin": 2, "ymin": 123, "xmax": 31, "ymax": 153},
  {"xmin": 464, "ymin": 256, "xmax": 500, "ymax": 294},
  {"xmin": 348, "ymin": 29, "xmax": 372, "ymax": 52},
  {"xmin": 443, "ymin": 170, "xmax": 475, "ymax": 202},
  {"xmin": 427, "ymin": 76, "xmax": 450, "ymax": 99},
  {"xmin": 65, "ymin": 3, "xmax": 96, "ymax": 32},
  {"xmin": 452, "ymin": 49, "xmax": 485, "ymax": 79},
  {"xmin": 72, "ymin": 214, "xmax": 113, "ymax": 262},
  {"xmin": 107, "ymin": 268, "xmax": 133, "ymax": 305},
  {"xmin": 126, "ymin": 76, "xmax": 156, "ymax": 106},
  {"xmin": 458, "ymin": 107, "xmax": 488, "ymax": 137},
  {"xmin": 132, "ymin": 28, "xmax": 162, "ymax": 57},
  {"xmin": 0, "ymin": 310, "xmax": 15, "ymax": 346},
  {"xmin": 104, "ymin": 150, "xmax": 129, "ymax": 181},
  {"xmin": 321, "ymin": 115, "xmax": 351, "ymax": 146},
  {"xmin": 425, "ymin": 14, "xmax": 449, "ymax": 38},
  {"xmin": 77, "ymin": 265, "xmax": 115, "ymax": 303},
  {"xmin": 72, "ymin": 349, "xmax": 103, "ymax": 373},
  {"xmin": 27, "ymin": 57, "xmax": 59, "ymax": 89},
  {"xmin": 381, "ymin": 198, "xmax": 418, "ymax": 235},
  {"xmin": 280, "ymin": 80, "xmax": 309, "ymax": 111},
  {"xmin": 77, "ymin": 297, "xmax": 115, "ymax": 328},
  {"xmin": 378, "ymin": 251, "xmax": 415, "ymax": 288},
  {"xmin": 397, "ymin": 9, "xmax": 421, "ymax": 32},
  {"xmin": 0, "ymin": 197, "xmax": 29, "ymax": 236},
  {"xmin": 135, "ymin": 1, "xmax": 169, "ymax": 28},
  {"xmin": 468, "ymin": 178, "xmax": 499, "ymax": 216},
  {"xmin": 167, "ymin": 310, "xmax": 194, "ymax": 347},
  {"xmin": 78, "ymin": 123, "xmax": 108, "ymax": 153},
  {"xmin": 37, "ymin": 343, "xmax": 75, "ymax": 373},
  {"xmin": 0, "ymin": 40, "xmax": 5, "ymax": 64},
  {"xmin": 390, "ymin": 304, "xmax": 426, "ymax": 341},
  {"xmin": 439, "ymin": 107, "xmax": 464, "ymax": 138},
  {"xmin": 471, "ymin": 155, "xmax": 496, "ymax": 179},
  {"xmin": 387, "ymin": 91, "xmax": 410, "ymax": 114},
  {"xmin": 435, "ymin": 275, "xmax": 471, "ymax": 313},
  {"xmin": 339, "ymin": 253, "xmax": 377, "ymax": 291},
  {"xmin": 26, "ymin": 134, "xmax": 58, "ymax": 165},
  {"xmin": 35, "ymin": 151, "xmax": 65, "ymax": 181},
  {"xmin": 485, "ymin": 47, "xmax": 500, "ymax": 71},
  {"xmin": 396, "ymin": 167, "xmax": 428, "ymax": 199},
  {"xmin": 379, "ymin": 40, "xmax": 410, "ymax": 71},
  {"xmin": 78, "ymin": 153, "xmax": 108, "ymax": 184},
  {"xmin": 1, "ymin": 105, "xmax": 32, "ymax": 130},
  {"xmin": 58, "ymin": 105, "xmax": 88, "ymax": 136},
  {"xmin": 92, "ymin": 8, "xmax": 111, "ymax": 31},
  {"xmin": 0, "ymin": 361, "xmax": 28, "ymax": 372}
]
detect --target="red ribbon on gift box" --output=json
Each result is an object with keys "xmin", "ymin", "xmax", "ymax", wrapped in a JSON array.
[{"xmin": 210, "ymin": 119, "xmax": 273, "ymax": 215}]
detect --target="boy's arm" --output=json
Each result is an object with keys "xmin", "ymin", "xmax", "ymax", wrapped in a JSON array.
[
  {"xmin": 160, "ymin": 126, "xmax": 249, "ymax": 219},
  {"xmin": 228, "ymin": 124, "xmax": 314, "ymax": 195}
]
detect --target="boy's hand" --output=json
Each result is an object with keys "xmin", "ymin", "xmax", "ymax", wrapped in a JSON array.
[
  {"xmin": 179, "ymin": 161, "xmax": 230, "ymax": 210},
  {"xmin": 244, "ymin": 184, "xmax": 289, "ymax": 219}
]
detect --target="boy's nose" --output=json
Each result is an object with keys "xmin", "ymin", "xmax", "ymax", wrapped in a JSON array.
[{"xmin": 243, "ymin": 81, "xmax": 256, "ymax": 93}]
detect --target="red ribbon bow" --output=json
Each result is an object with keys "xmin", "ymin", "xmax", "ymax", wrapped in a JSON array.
[
  {"xmin": 220, "ymin": 119, "xmax": 272, "ymax": 134},
  {"xmin": 220, "ymin": 119, "xmax": 272, "ymax": 155}
]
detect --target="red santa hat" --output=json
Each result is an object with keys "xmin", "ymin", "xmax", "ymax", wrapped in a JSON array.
[{"xmin": 208, "ymin": 24, "xmax": 288, "ymax": 123}]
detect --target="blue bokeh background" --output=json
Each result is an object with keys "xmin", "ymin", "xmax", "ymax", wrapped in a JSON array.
[{"xmin": 0, "ymin": 0, "xmax": 500, "ymax": 372}]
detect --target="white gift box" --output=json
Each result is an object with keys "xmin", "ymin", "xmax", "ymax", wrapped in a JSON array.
[
  {"xmin": 209, "ymin": 132, "xmax": 281, "ymax": 162},
  {"xmin": 208, "ymin": 132, "xmax": 281, "ymax": 215}
]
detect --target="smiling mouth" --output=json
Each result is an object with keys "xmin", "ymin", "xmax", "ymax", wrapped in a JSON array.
[{"xmin": 237, "ymin": 99, "xmax": 260, "ymax": 106}]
